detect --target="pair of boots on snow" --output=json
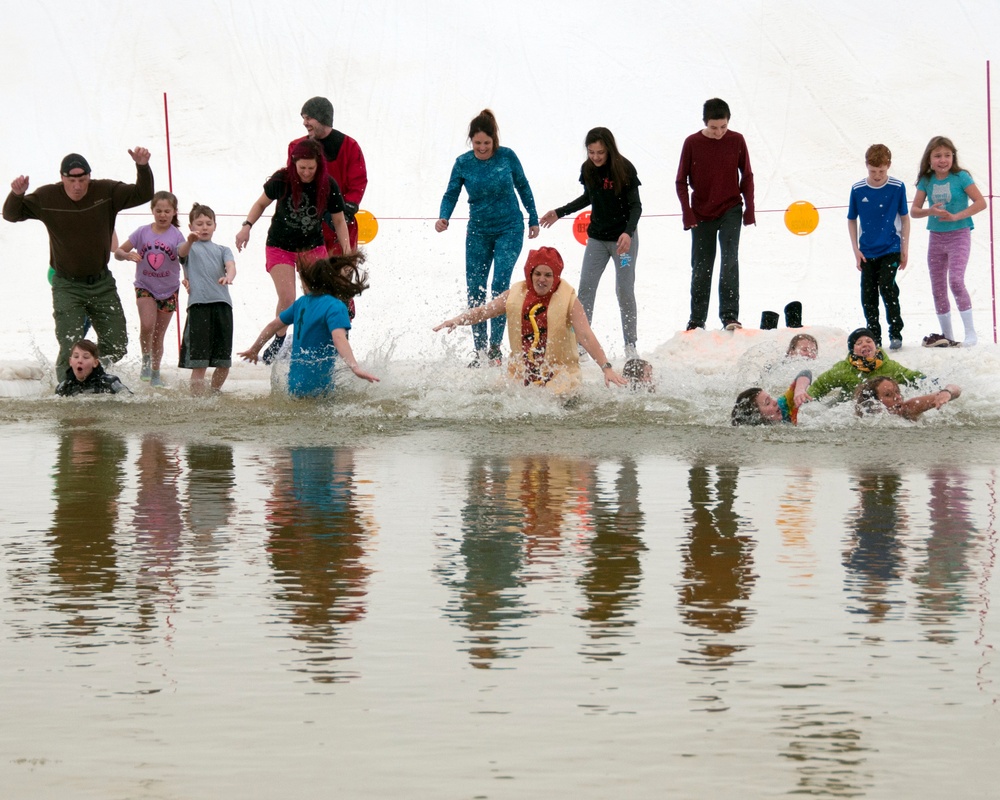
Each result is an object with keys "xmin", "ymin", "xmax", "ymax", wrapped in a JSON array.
[{"xmin": 760, "ymin": 302, "xmax": 802, "ymax": 330}]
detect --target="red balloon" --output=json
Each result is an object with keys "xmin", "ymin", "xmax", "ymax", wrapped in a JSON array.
[{"xmin": 573, "ymin": 212, "xmax": 591, "ymax": 245}]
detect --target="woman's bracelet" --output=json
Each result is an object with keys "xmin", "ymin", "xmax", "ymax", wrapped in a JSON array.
[{"xmin": 939, "ymin": 388, "xmax": 953, "ymax": 399}]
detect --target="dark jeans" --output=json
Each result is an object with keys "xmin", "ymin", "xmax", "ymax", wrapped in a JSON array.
[
  {"xmin": 860, "ymin": 252, "xmax": 903, "ymax": 343},
  {"xmin": 689, "ymin": 205, "xmax": 742, "ymax": 326}
]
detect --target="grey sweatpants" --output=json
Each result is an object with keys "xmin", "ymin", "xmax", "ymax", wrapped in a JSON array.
[{"xmin": 576, "ymin": 231, "xmax": 638, "ymax": 345}]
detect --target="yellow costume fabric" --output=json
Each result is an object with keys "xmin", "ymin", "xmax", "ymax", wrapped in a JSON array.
[{"xmin": 505, "ymin": 280, "xmax": 581, "ymax": 394}]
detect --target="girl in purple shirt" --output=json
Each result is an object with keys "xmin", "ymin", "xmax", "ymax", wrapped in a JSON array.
[{"xmin": 114, "ymin": 190, "xmax": 185, "ymax": 386}]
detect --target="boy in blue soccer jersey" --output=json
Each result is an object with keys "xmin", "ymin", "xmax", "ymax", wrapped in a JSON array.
[{"xmin": 847, "ymin": 144, "xmax": 910, "ymax": 350}]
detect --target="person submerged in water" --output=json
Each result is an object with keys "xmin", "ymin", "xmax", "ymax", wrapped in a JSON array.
[
  {"xmin": 731, "ymin": 386, "xmax": 793, "ymax": 426},
  {"xmin": 623, "ymin": 357, "xmax": 655, "ymax": 391},
  {"xmin": 786, "ymin": 332, "xmax": 818, "ymax": 359},
  {"xmin": 854, "ymin": 376, "xmax": 961, "ymax": 421},
  {"xmin": 434, "ymin": 246, "xmax": 627, "ymax": 393},
  {"xmin": 55, "ymin": 339, "xmax": 130, "ymax": 396},
  {"xmin": 732, "ymin": 351, "xmax": 814, "ymax": 425}
]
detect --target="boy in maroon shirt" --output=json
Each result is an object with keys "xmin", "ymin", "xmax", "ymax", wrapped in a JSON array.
[{"xmin": 675, "ymin": 98, "xmax": 755, "ymax": 331}]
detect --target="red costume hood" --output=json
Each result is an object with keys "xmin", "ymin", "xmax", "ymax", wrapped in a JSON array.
[{"xmin": 523, "ymin": 247, "xmax": 564, "ymax": 295}]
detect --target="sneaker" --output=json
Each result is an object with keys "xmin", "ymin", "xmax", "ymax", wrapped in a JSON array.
[
  {"xmin": 261, "ymin": 335, "xmax": 286, "ymax": 365},
  {"xmin": 685, "ymin": 321, "xmax": 704, "ymax": 331},
  {"xmin": 467, "ymin": 348, "xmax": 488, "ymax": 368},
  {"xmin": 964, "ymin": 333, "xmax": 978, "ymax": 347},
  {"xmin": 889, "ymin": 338, "xmax": 903, "ymax": 351},
  {"xmin": 140, "ymin": 356, "xmax": 152, "ymax": 381},
  {"xmin": 922, "ymin": 333, "xmax": 956, "ymax": 348},
  {"xmin": 150, "ymin": 371, "xmax": 165, "ymax": 388},
  {"xmin": 624, "ymin": 343, "xmax": 639, "ymax": 360},
  {"xmin": 724, "ymin": 320, "xmax": 743, "ymax": 331},
  {"xmin": 487, "ymin": 344, "xmax": 503, "ymax": 366}
]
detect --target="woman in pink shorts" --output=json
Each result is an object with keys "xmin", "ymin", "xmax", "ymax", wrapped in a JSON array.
[{"xmin": 236, "ymin": 139, "xmax": 352, "ymax": 363}]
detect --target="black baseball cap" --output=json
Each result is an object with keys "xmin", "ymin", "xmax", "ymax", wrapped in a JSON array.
[{"xmin": 60, "ymin": 153, "xmax": 91, "ymax": 176}]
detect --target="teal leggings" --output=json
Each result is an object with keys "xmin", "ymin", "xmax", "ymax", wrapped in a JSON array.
[{"xmin": 465, "ymin": 227, "xmax": 524, "ymax": 351}]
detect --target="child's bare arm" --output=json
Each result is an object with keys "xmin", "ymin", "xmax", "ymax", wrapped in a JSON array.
[
  {"xmin": 330, "ymin": 211, "xmax": 352, "ymax": 254},
  {"xmin": 178, "ymin": 232, "xmax": 198, "ymax": 258},
  {"xmin": 899, "ymin": 214, "xmax": 910, "ymax": 269},
  {"xmin": 847, "ymin": 218, "xmax": 864, "ymax": 271},
  {"xmin": 332, "ymin": 328, "xmax": 379, "ymax": 383},
  {"xmin": 114, "ymin": 238, "xmax": 141, "ymax": 262},
  {"xmin": 235, "ymin": 193, "xmax": 271, "ymax": 252},
  {"xmin": 909, "ymin": 189, "xmax": 938, "ymax": 219},
  {"xmin": 239, "ymin": 317, "xmax": 284, "ymax": 362},
  {"xmin": 936, "ymin": 184, "xmax": 987, "ymax": 223},
  {"xmin": 219, "ymin": 260, "xmax": 236, "ymax": 285}
]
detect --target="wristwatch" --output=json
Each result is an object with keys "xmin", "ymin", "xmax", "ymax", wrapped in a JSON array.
[{"xmin": 600, "ymin": 362, "xmax": 612, "ymax": 370}]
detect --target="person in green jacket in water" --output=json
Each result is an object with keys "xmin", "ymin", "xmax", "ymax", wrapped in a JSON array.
[{"xmin": 805, "ymin": 327, "xmax": 924, "ymax": 403}]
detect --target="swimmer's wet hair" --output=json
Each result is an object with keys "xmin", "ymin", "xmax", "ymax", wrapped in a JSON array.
[
  {"xmin": 731, "ymin": 387, "xmax": 768, "ymax": 426},
  {"xmin": 297, "ymin": 250, "xmax": 369, "ymax": 301},
  {"xmin": 787, "ymin": 333, "xmax": 818, "ymax": 356},
  {"xmin": 623, "ymin": 358, "xmax": 651, "ymax": 382},
  {"xmin": 70, "ymin": 339, "xmax": 99, "ymax": 359},
  {"xmin": 854, "ymin": 376, "xmax": 896, "ymax": 417}
]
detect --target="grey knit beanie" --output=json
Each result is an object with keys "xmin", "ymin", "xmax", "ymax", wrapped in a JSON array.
[{"xmin": 300, "ymin": 97, "xmax": 333, "ymax": 127}]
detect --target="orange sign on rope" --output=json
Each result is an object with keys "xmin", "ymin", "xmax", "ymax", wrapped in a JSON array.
[{"xmin": 573, "ymin": 211, "xmax": 591, "ymax": 245}]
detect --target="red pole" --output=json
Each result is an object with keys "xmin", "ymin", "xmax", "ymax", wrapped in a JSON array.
[
  {"xmin": 987, "ymin": 61, "xmax": 996, "ymax": 343},
  {"xmin": 163, "ymin": 92, "xmax": 174, "ymax": 192},
  {"xmin": 164, "ymin": 92, "xmax": 182, "ymax": 351}
]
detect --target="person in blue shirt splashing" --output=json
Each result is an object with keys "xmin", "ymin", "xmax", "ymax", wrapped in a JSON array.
[
  {"xmin": 435, "ymin": 109, "xmax": 539, "ymax": 368},
  {"xmin": 239, "ymin": 252, "xmax": 378, "ymax": 397}
]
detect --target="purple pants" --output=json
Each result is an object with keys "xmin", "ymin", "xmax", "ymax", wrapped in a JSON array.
[{"xmin": 927, "ymin": 228, "xmax": 972, "ymax": 314}]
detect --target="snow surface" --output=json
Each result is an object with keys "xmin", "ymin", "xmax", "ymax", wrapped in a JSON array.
[{"xmin": 1, "ymin": 0, "xmax": 999, "ymax": 416}]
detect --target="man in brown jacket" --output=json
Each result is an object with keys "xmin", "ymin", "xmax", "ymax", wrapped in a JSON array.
[{"xmin": 4, "ymin": 148, "xmax": 153, "ymax": 376}]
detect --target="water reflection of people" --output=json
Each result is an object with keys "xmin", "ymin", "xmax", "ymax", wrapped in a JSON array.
[
  {"xmin": 443, "ymin": 454, "xmax": 611, "ymax": 667},
  {"xmin": 776, "ymin": 706, "xmax": 873, "ymax": 796},
  {"xmin": 679, "ymin": 464, "xmax": 757, "ymax": 664},
  {"xmin": 577, "ymin": 458, "xmax": 646, "ymax": 661},
  {"xmin": 47, "ymin": 423, "xmax": 127, "ymax": 638},
  {"xmin": 912, "ymin": 468, "xmax": 977, "ymax": 643},
  {"xmin": 443, "ymin": 456, "xmax": 530, "ymax": 668},
  {"xmin": 182, "ymin": 442, "xmax": 237, "ymax": 603},
  {"xmin": 265, "ymin": 446, "xmax": 374, "ymax": 683},
  {"xmin": 775, "ymin": 466, "xmax": 818, "ymax": 583},
  {"xmin": 133, "ymin": 435, "xmax": 183, "ymax": 634},
  {"xmin": 843, "ymin": 470, "xmax": 907, "ymax": 623},
  {"xmin": 184, "ymin": 442, "xmax": 236, "ymax": 541}
]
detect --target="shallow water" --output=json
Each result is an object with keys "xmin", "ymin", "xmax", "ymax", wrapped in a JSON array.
[{"xmin": 2, "ymin": 402, "xmax": 999, "ymax": 799}]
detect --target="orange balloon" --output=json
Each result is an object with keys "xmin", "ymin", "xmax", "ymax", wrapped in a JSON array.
[
  {"xmin": 355, "ymin": 209, "xmax": 379, "ymax": 244},
  {"xmin": 573, "ymin": 212, "xmax": 591, "ymax": 245},
  {"xmin": 784, "ymin": 201, "xmax": 819, "ymax": 236}
]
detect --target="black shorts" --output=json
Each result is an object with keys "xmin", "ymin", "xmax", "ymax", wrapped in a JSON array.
[{"xmin": 179, "ymin": 302, "xmax": 233, "ymax": 369}]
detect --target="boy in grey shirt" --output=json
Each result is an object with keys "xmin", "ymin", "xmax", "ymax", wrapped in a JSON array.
[{"xmin": 178, "ymin": 203, "xmax": 236, "ymax": 394}]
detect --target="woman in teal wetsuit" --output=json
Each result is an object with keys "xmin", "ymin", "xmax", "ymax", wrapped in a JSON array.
[{"xmin": 436, "ymin": 109, "xmax": 539, "ymax": 367}]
